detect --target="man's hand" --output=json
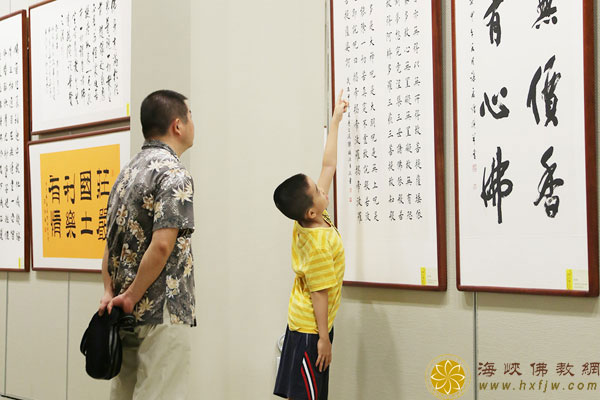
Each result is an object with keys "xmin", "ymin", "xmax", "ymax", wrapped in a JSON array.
[
  {"xmin": 107, "ymin": 291, "xmax": 137, "ymax": 315},
  {"xmin": 331, "ymin": 89, "xmax": 349, "ymax": 124},
  {"xmin": 316, "ymin": 336, "xmax": 332, "ymax": 372},
  {"xmin": 98, "ymin": 289, "xmax": 114, "ymax": 316}
]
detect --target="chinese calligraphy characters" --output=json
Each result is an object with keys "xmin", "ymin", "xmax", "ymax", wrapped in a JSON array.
[
  {"xmin": 0, "ymin": 31, "xmax": 24, "ymax": 246},
  {"xmin": 532, "ymin": 0, "xmax": 558, "ymax": 29},
  {"xmin": 341, "ymin": 0, "xmax": 428, "ymax": 227},
  {"xmin": 481, "ymin": 147, "xmax": 512, "ymax": 224},
  {"xmin": 527, "ymin": 55, "xmax": 561, "ymax": 127},
  {"xmin": 42, "ymin": 0, "xmax": 122, "ymax": 107},
  {"xmin": 533, "ymin": 146, "xmax": 563, "ymax": 218},
  {"xmin": 484, "ymin": 0, "xmax": 504, "ymax": 46},
  {"xmin": 44, "ymin": 169, "xmax": 111, "ymax": 240},
  {"xmin": 480, "ymin": 87, "xmax": 509, "ymax": 119}
]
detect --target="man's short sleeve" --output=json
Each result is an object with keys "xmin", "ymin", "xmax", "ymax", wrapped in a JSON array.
[
  {"xmin": 304, "ymin": 248, "xmax": 337, "ymax": 292},
  {"xmin": 153, "ymin": 167, "xmax": 195, "ymax": 232}
]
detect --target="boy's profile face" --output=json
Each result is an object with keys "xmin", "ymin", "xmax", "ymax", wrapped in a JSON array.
[{"xmin": 304, "ymin": 176, "xmax": 329, "ymax": 218}]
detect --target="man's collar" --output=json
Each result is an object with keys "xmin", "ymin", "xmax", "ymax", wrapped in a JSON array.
[{"xmin": 142, "ymin": 139, "xmax": 179, "ymax": 160}]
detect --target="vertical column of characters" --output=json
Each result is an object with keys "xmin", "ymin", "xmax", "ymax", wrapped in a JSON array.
[
  {"xmin": 341, "ymin": 0, "xmax": 356, "ymax": 212},
  {"xmin": 91, "ymin": 1, "xmax": 104, "ymax": 103},
  {"xmin": 0, "ymin": 36, "xmax": 24, "ymax": 246},
  {"xmin": 106, "ymin": 0, "xmax": 120, "ymax": 102},
  {"xmin": 45, "ymin": 172, "xmax": 61, "ymax": 241},
  {"xmin": 400, "ymin": 0, "xmax": 424, "ymax": 224},
  {"xmin": 95, "ymin": 167, "xmax": 110, "ymax": 240},
  {"xmin": 98, "ymin": 1, "xmax": 110, "ymax": 103},
  {"xmin": 77, "ymin": 170, "xmax": 93, "ymax": 238},
  {"xmin": 81, "ymin": 3, "xmax": 93, "ymax": 106},
  {"xmin": 384, "ymin": 0, "xmax": 422, "ymax": 225},
  {"xmin": 526, "ymin": 0, "xmax": 561, "ymax": 128},
  {"xmin": 527, "ymin": 1, "xmax": 563, "ymax": 220},
  {"xmin": 342, "ymin": 1, "xmax": 378, "ymax": 225},
  {"xmin": 468, "ymin": 0, "xmax": 479, "ymax": 188},
  {"xmin": 75, "ymin": 5, "xmax": 85, "ymax": 107},
  {"xmin": 64, "ymin": 6, "xmax": 81, "ymax": 106},
  {"xmin": 43, "ymin": 18, "xmax": 59, "ymax": 101},
  {"xmin": 478, "ymin": 0, "xmax": 513, "ymax": 225},
  {"xmin": 384, "ymin": 0, "xmax": 406, "ymax": 224},
  {"xmin": 404, "ymin": 0, "xmax": 425, "ymax": 224},
  {"xmin": 354, "ymin": 0, "xmax": 380, "ymax": 225}
]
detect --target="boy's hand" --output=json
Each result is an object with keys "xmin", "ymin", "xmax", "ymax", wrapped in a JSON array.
[
  {"xmin": 331, "ymin": 89, "xmax": 349, "ymax": 124},
  {"xmin": 318, "ymin": 90, "xmax": 347, "ymax": 193},
  {"xmin": 316, "ymin": 336, "xmax": 332, "ymax": 372}
]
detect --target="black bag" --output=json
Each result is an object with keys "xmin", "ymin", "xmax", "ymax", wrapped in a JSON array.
[{"xmin": 80, "ymin": 306, "xmax": 135, "ymax": 380}]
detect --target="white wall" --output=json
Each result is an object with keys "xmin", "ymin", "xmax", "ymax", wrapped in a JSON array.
[
  {"xmin": 0, "ymin": 2, "xmax": 8, "ymax": 17},
  {"xmin": 189, "ymin": 0, "xmax": 328, "ymax": 397}
]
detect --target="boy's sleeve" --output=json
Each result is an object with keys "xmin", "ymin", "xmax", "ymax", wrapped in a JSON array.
[
  {"xmin": 304, "ymin": 247, "xmax": 337, "ymax": 292},
  {"xmin": 153, "ymin": 167, "xmax": 195, "ymax": 232}
]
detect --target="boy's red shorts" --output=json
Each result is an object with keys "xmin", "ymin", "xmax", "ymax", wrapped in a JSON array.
[{"xmin": 274, "ymin": 326, "xmax": 334, "ymax": 400}]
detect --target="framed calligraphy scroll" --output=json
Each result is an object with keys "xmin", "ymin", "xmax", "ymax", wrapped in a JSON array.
[
  {"xmin": 29, "ymin": 127, "xmax": 130, "ymax": 272},
  {"xmin": 0, "ymin": 10, "xmax": 30, "ymax": 271},
  {"xmin": 331, "ymin": 0, "xmax": 446, "ymax": 289},
  {"xmin": 29, "ymin": 0, "xmax": 131, "ymax": 135},
  {"xmin": 453, "ymin": 0, "xmax": 597, "ymax": 295}
]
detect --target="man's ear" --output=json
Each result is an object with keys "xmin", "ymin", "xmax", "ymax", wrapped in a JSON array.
[
  {"xmin": 168, "ymin": 118, "xmax": 177, "ymax": 135},
  {"xmin": 171, "ymin": 118, "xmax": 183, "ymax": 137},
  {"xmin": 305, "ymin": 207, "xmax": 316, "ymax": 220}
]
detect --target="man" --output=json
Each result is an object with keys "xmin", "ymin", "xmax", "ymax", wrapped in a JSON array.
[{"xmin": 98, "ymin": 89, "xmax": 196, "ymax": 400}]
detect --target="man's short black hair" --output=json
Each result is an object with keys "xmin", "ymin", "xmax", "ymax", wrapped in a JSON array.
[
  {"xmin": 140, "ymin": 90, "xmax": 189, "ymax": 139},
  {"xmin": 273, "ymin": 173, "xmax": 314, "ymax": 221}
]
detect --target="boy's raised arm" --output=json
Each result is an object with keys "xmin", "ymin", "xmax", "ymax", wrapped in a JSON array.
[{"xmin": 317, "ymin": 90, "xmax": 349, "ymax": 194}]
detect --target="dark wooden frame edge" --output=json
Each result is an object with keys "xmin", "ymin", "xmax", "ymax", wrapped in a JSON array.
[
  {"xmin": 28, "ymin": 0, "xmax": 130, "ymax": 137},
  {"xmin": 452, "ymin": 0, "xmax": 598, "ymax": 297},
  {"xmin": 28, "ymin": 126, "xmax": 130, "ymax": 273},
  {"xmin": 0, "ymin": 10, "xmax": 31, "ymax": 272},
  {"xmin": 331, "ymin": 0, "xmax": 447, "ymax": 291}
]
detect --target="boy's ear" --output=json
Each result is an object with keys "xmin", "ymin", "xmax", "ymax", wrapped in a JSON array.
[{"xmin": 305, "ymin": 207, "xmax": 317, "ymax": 221}]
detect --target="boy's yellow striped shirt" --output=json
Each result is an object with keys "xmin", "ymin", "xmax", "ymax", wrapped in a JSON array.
[{"xmin": 288, "ymin": 210, "xmax": 345, "ymax": 334}]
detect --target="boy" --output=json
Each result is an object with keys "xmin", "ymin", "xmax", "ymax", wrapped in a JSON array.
[{"xmin": 273, "ymin": 90, "xmax": 348, "ymax": 400}]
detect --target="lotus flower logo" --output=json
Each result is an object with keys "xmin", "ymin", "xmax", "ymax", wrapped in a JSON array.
[
  {"xmin": 431, "ymin": 360, "xmax": 465, "ymax": 394},
  {"xmin": 426, "ymin": 355, "xmax": 471, "ymax": 399}
]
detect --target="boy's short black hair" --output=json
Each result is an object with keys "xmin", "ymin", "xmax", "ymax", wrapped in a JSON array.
[
  {"xmin": 273, "ymin": 173, "xmax": 314, "ymax": 221},
  {"xmin": 140, "ymin": 90, "xmax": 189, "ymax": 139}
]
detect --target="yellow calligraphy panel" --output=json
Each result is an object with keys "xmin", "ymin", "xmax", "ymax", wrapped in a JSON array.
[{"xmin": 40, "ymin": 144, "xmax": 120, "ymax": 259}]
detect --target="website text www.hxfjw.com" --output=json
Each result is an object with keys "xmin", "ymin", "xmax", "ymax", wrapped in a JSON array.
[{"xmin": 479, "ymin": 380, "xmax": 599, "ymax": 392}]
